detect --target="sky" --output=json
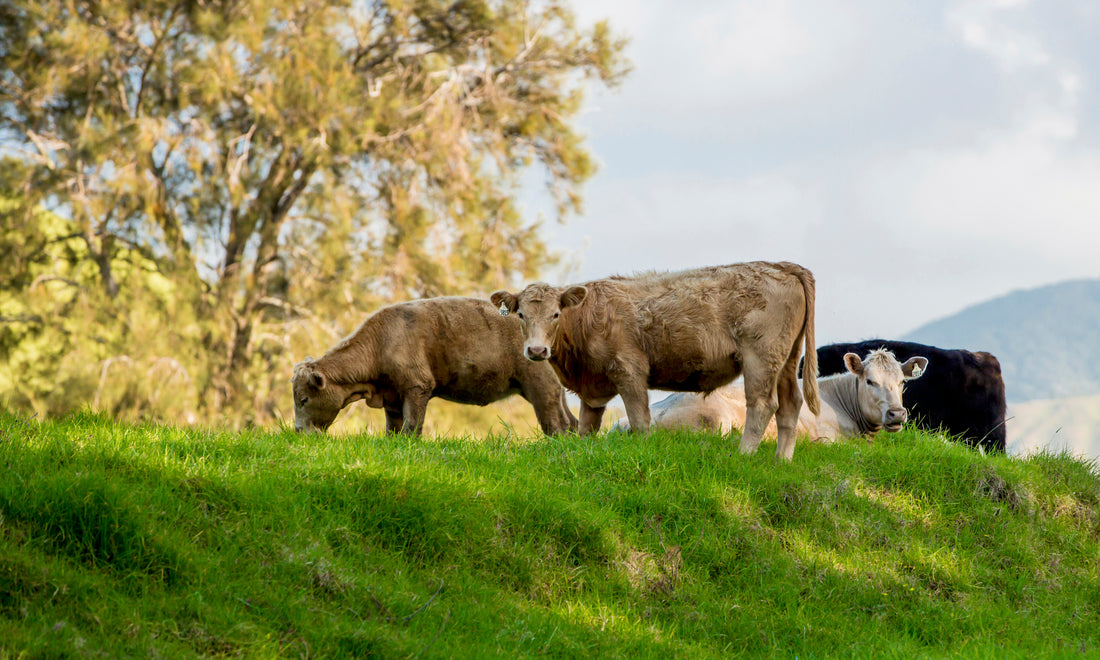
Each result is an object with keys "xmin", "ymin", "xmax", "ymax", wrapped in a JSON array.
[{"xmin": 536, "ymin": 0, "xmax": 1100, "ymax": 345}]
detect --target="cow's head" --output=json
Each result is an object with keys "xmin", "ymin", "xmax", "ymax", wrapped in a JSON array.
[
  {"xmin": 844, "ymin": 349, "xmax": 928, "ymax": 432},
  {"xmin": 291, "ymin": 358, "xmax": 383, "ymax": 432},
  {"xmin": 490, "ymin": 283, "xmax": 587, "ymax": 361}
]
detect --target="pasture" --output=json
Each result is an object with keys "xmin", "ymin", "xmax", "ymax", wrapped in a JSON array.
[{"xmin": 1, "ymin": 411, "xmax": 1098, "ymax": 658}]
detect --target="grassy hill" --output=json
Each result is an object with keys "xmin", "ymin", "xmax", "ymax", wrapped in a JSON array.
[
  {"xmin": 904, "ymin": 278, "xmax": 1100, "ymax": 403},
  {"xmin": 1, "ymin": 412, "xmax": 1099, "ymax": 658}
]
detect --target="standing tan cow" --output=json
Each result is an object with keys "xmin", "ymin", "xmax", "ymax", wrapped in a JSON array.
[
  {"xmin": 490, "ymin": 261, "xmax": 820, "ymax": 460},
  {"xmin": 292, "ymin": 297, "xmax": 577, "ymax": 436},
  {"xmin": 615, "ymin": 349, "xmax": 928, "ymax": 447}
]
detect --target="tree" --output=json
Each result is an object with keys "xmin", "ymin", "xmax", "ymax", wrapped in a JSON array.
[
  {"xmin": 0, "ymin": 0, "xmax": 628, "ymax": 423},
  {"xmin": 0, "ymin": 195, "xmax": 201, "ymax": 421}
]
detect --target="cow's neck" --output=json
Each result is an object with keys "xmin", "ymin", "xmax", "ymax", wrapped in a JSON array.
[
  {"xmin": 548, "ymin": 307, "xmax": 616, "ymax": 400},
  {"xmin": 550, "ymin": 310, "xmax": 588, "ymax": 377},
  {"xmin": 550, "ymin": 332, "xmax": 587, "ymax": 391},
  {"xmin": 316, "ymin": 327, "xmax": 377, "ymax": 385},
  {"xmin": 818, "ymin": 373, "xmax": 880, "ymax": 436}
]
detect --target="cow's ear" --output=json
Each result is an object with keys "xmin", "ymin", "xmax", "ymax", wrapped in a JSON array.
[
  {"xmin": 843, "ymin": 353, "xmax": 864, "ymax": 376},
  {"xmin": 309, "ymin": 371, "xmax": 326, "ymax": 390},
  {"xmin": 560, "ymin": 286, "xmax": 587, "ymax": 308},
  {"xmin": 902, "ymin": 356, "xmax": 929, "ymax": 380},
  {"xmin": 490, "ymin": 290, "xmax": 518, "ymax": 314}
]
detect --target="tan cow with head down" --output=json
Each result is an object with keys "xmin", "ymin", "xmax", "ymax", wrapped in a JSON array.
[
  {"xmin": 292, "ymin": 297, "xmax": 577, "ymax": 436},
  {"xmin": 617, "ymin": 348, "xmax": 928, "ymax": 444},
  {"xmin": 491, "ymin": 261, "xmax": 820, "ymax": 460}
]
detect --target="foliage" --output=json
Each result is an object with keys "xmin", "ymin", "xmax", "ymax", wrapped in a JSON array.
[
  {"xmin": 1, "ymin": 413, "xmax": 1098, "ymax": 657},
  {"xmin": 0, "ymin": 0, "xmax": 628, "ymax": 424},
  {"xmin": 0, "ymin": 199, "xmax": 203, "ymax": 421}
]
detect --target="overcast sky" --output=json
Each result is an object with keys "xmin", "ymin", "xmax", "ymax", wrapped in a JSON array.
[{"xmin": 536, "ymin": 0, "xmax": 1100, "ymax": 345}]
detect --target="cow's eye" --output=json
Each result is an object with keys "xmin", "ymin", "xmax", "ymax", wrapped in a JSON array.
[
  {"xmin": 299, "ymin": 397, "xmax": 308, "ymax": 405},
  {"xmin": 553, "ymin": 312, "xmax": 560, "ymax": 320},
  {"xmin": 517, "ymin": 312, "xmax": 525, "ymax": 320},
  {"xmin": 865, "ymin": 379, "xmax": 874, "ymax": 387}
]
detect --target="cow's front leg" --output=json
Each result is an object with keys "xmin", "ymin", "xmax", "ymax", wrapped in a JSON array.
[
  {"xmin": 384, "ymin": 405, "xmax": 404, "ymax": 434},
  {"xmin": 400, "ymin": 386, "xmax": 432, "ymax": 436},
  {"xmin": 579, "ymin": 399, "xmax": 607, "ymax": 435}
]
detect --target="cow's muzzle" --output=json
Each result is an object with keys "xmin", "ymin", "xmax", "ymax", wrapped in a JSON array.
[
  {"xmin": 525, "ymin": 345, "xmax": 550, "ymax": 361},
  {"xmin": 884, "ymin": 407, "xmax": 907, "ymax": 432}
]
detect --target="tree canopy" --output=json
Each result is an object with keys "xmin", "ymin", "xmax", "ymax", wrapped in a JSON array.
[{"xmin": 0, "ymin": 0, "xmax": 628, "ymax": 425}]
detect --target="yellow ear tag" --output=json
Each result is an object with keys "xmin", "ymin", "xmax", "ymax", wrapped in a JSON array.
[{"xmin": 499, "ymin": 303, "xmax": 509, "ymax": 316}]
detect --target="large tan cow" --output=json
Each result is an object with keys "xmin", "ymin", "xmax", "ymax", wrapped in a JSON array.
[
  {"xmin": 292, "ymin": 297, "xmax": 577, "ymax": 436},
  {"xmin": 617, "ymin": 349, "xmax": 928, "ymax": 445},
  {"xmin": 490, "ymin": 261, "xmax": 820, "ymax": 460}
]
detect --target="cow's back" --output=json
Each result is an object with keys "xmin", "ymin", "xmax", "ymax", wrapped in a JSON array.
[
  {"xmin": 808, "ymin": 339, "xmax": 1007, "ymax": 452},
  {"xmin": 369, "ymin": 297, "xmax": 528, "ymax": 403},
  {"xmin": 576, "ymin": 263, "xmax": 809, "ymax": 393}
]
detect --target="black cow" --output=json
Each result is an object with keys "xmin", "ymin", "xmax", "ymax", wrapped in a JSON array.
[{"xmin": 802, "ymin": 339, "xmax": 1006, "ymax": 452}]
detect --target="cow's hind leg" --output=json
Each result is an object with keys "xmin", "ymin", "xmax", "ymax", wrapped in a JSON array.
[
  {"xmin": 561, "ymin": 390, "xmax": 579, "ymax": 433},
  {"xmin": 579, "ymin": 400, "xmax": 607, "ymax": 435},
  {"xmin": 774, "ymin": 354, "xmax": 803, "ymax": 461},
  {"xmin": 610, "ymin": 358, "xmax": 651, "ymax": 433},
  {"xmin": 617, "ymin": 381, "xmax": 652, "ymax": 433},
  {"xmin": 738, "ymin": 364, "xmax": 780, "ymax": 455},
  {"xmin": 521, "ymin": 370, "xmax": 575, "ymax": 435}
]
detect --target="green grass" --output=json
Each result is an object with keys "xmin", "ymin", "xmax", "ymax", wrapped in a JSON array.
[{"xmin": 0, "ymin": 410, "xmax": 1098, "ymax": 658}]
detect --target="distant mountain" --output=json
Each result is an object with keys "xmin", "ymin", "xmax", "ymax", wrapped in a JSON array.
[
  {"xmin": 904, "ymin": 278, "xmax": 1100, "ymax": 403},
  {"xmin": 1008, "ymin": 394, "xmax": 1100, "ymax": 459}
]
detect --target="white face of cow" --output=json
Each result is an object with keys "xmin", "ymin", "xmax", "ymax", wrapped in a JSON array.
[
  {"xmin": 490, "ymin": 283, "xmax": 587, "ymax": 361},
  {"xmin": 843, "ymin": 350, "xmax": 928, "ymax": 432}
]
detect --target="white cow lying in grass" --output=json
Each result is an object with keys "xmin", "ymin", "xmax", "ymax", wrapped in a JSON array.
[{"xmin": 615, "ymin": 349, "xmax": 928, "ymax": 447}]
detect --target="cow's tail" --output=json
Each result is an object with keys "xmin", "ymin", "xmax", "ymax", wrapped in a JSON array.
[{"xmin": 793, "ymin": 265, "xmax": 820, "ymax": 416}]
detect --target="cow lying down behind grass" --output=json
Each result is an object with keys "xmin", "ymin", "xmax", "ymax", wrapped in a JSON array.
[
  {"xmin": 293, "ymin": 297, "xmax": 577, "ymax": 436},
  {"xmin": 615, "ymin": 349, "xmax": 927, "ymax": 447},
  {"xmin": 811, "ymin": 339, "xmax": 1006, "ymax": 452}
]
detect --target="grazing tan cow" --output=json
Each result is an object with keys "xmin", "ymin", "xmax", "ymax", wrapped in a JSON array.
[
  {"xmin": 292, "ymin": 297, "xmax": 577, "ymax": 436},
  {"xmin": 490, "ymin": 261, "xmax": 820, "ymax": 460},
  {"xmin": 617, "ymin": 349, "xmax": 928, "ymax": 445}
]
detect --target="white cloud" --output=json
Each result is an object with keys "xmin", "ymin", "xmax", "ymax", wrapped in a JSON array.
[
  {"xmin": 541, "ymin": 0, "xmax": 1100, "ymax": 343},
  {"xmin": 547, "ymin": 173, "xmax": 823, "ymax": 278},
  {"xmin": 686, "ymin": 2, "xmax": 815, "ymax": 80},
  {"xmin": 578, "ymin": 0, "xmax": 871, "ymax": 133},
  {"xmin": 948, "ymin": 0, "xmax": 1051, "ymax": 73},
  {"xmin": 807, "ymin": 124, "xmax": 1100, "ymax": 340}
]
